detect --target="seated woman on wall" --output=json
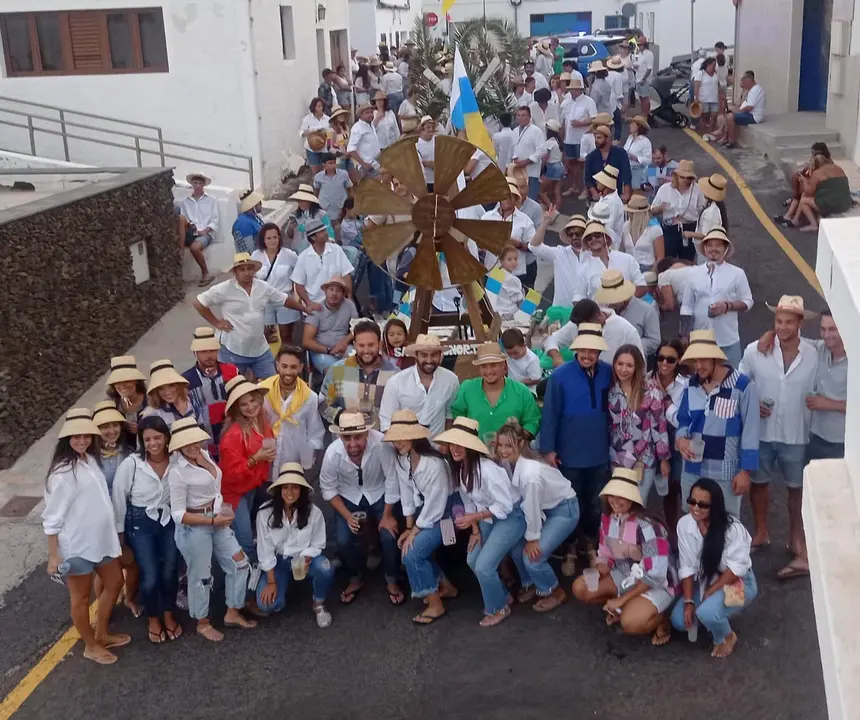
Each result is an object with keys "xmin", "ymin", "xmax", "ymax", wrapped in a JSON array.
[{"xmin": 777, "ymin": 153, "xmax": 853, "ymax": 232}]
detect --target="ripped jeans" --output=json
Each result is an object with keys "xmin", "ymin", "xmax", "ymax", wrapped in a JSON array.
[
  {"xmin": 175, "ymin": 521, "xmax": 250, "ymax": 620},
  {"xmin": 255, "ymin": 555, "xmax": 335, "ymax": 612}
]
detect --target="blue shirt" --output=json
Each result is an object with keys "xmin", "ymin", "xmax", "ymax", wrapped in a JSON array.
[
  {"xmin": 539, "ymin": 359, "xmax": 612, "ymax": 468},
  {"xmin": 231, "ymin": 211, "xmax": 264, "ymax": 254},
  {"xmin": 584, "ymin": 145, "xmax": 632, "ymax": 194}
]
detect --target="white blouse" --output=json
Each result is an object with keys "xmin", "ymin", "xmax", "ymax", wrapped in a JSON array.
[
  {"xmin": 42, "ymin": 456, "xmax": 122, "ymax": 564},
  {"xmin": 300, "ymin": 113, "xmax": 331, "ymax": 152},
  {"xmin": 624, "ymin": 134, "xmax": 653, "ymax": 165},
  {"xmin": 458, "ymin": 457, "xmax": 521, "ymax": 521},
  {"xmin": 255, "ymin": 503, "xmax": 326, "ymax": 572},
  {"xmin": 253, "ymin": 248, "xmax": 299, "ymax": 295},
  {"xmin": 111, "ymin": 455, "xmax": 172, "ymax": 532},
  {"xmin": 538, "ymin": 137, "xmax": 564, "ymax": 165},
  {"xmin": 374, "ymin": 109, "xmax": 401, "ymax": 149},
  {"xmin": 652, "ymin": 183, "xmax": 706, "ymax": 224},
  {"xmin": 510, "ymin": 458, "xmax": 576, "ymax": 541},
  {"xmin": 167, "ymin": 450, "xmax": 223, "ymax": 524},
  {"xmin": 387, "ymin": 454, "xmax": 452, "ymax": 529},
  {"xmin": 696, "ymin": 202, "xmax": 723, "ymax": 238},
  {"xmin": 677, "ymin": 513, "xmax": 752, "ymax": 586},
  {"xmin": 621, "ymin": 219, "xmax": 664, "ymax": 269}
]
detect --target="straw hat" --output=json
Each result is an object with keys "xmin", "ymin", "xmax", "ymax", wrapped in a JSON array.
[
  {"xmin": 599, "ymin": 467, "xmax": 644, "ymax": 506},
  {"xmin": 593, "ymin": 165, "xmax": 619, "ymax": 190},
  {"xmin": 583, "ymin": 220, "xmax": 609, "ymax": 241},
  {"xmin": 383, "ymin": 409, "xmax": 431, "ymax": 442},
  {"xmin": 588, "ymin": 60, "xmax": 607, "ymax": 73},
  {"xmin": 606, "ymin": 55, "xmax": 625, "ymax": 70},
  {"xmin": 472, "ymin": 342, "xmax": 506, "ymax": 366},
  {"xmin": 224, "ymin": 375, "xmax": 264, "ymax": 413},
  {"xmin": 92, "ymin": 400, "xmax": 126, "ymax": 427},
  {"xmin": 373, "ymin": 90, "xmax": 387, "ymax": 101},
  {"xmin": 694, "ymin": 226, "xmax": 734, "ymax": 260},
  {"xmin": 674, "ymin": 160, "xmax": 696, "ymax": 179},
  {"xmin": 304, "ymin": 217, "xmax": 328, "ymax": 239},
  {"xmin": 190, "ymin": 326, "xmax": 221, "ymax": 353},
  {"xmin": 231, "ymin": 252, "xmax": 263, "ymax": 272},
  {"xmin": 419, "ymin": 115, "xmax": 435, "ymax": 127},
  {"xmin": 689, "ymin": 100, "xmax": 703, "ymax": 119},
  {"xmin": 568, "ymin": 78, "xmax": 584, "ymax": 90},
  {"xmin": 505, "ymin": 177, "xmax": 523, "ymax": 199},
  {"xmin": 383, "ymin": 61, "xmax": 396, "ymax": 72},
  {"xmin": 331, "ymin": 411, "xmax": 371, "ymax": 436},
  {"xmin": 369, "ymin": 56, "xmax": 381, "ymax": 67},
  {"xmin": 570, "ymin": 322, "xmax": 609, "ymax": 352},
  {"xmin": 630, "ymin": 115, "xmax": 650, "ymax": 132},
  {"xmin": 624, "ymin": 194, "xmax": 650, "ymax": 213},
  {"xmin": 565, "ymin": 214, "xmax": 588, "ymax": 231},
  {"xmin": 308, "ymin": 130, "xmax": 329, "ymax": 151},
  {"xmin": 239, "ymin": 190, "xmax": 264, "ymax": 214},
  {"xmin": 356, "ymin": 103, "xmax": 374, "ymax": 114},
  {"xmin": 58, "ymin": 408, "xmax": 100, "ymax": 439},
  {"xmin": 185, "ymin": 172, "xmax": 212, "ymax": 186},
  {"xmin": 592, "ymin": 112, "xmax": 615, "ymax": 127},
  {"xmin": 320, "ymin": 275, "xmax": 349, "ymax": 292},
  {"xmin": 766, "ymin": 295, "xmax": 818, "ymax": 320},
  {"xmin": 537, "ymin": 40, "xmax": 552, "ymax": 55},
  {"xmin": 290, "ymin": 183, "xmax": 321, "ymax": 204},
  {"xmin": 168, "ymin": 417, "xmax": 211, "ymax": 453},
  {"xmin": 588, "ymin": 201, "xmax": 612, "ymax": 225},
  {"xmin": 433, "ymin": 417, "xmax": 489, "ymax": 455},
  {"xmin": 680, "ymin": 329, "xmax": 727, "ymax": 363},
  {"xmin": 594, "ymin": 270, "xmax": 635, "ymax": 305},
  {"xmin": 106, "ymin": 355, "xmax": 145, "ymax": 387},
  {"xmin": 405, "ymin": 333, "xmax": 444, "ymax": 357},
  {"xmin": 593, "ymin": 124, "xmax": 612, "ymax": 139},
  {"xmin": 268, "ymin": 462, "xmax": 312, "ymax": 493},
  {"xmin": 643, "ymin": 271, "xmax": 658, "ymax": 285},
  {"xmin": 545, "ymin": 118, "xmax": 562, "ymax": 133},
  {"xmin": 559, "ymin": 72, "xmax": 573, "ymax": 82},
  {"xmin": 330, "ymin": 105, "xmax": 351, "ymax": 121},
  {"xmin": 148, "ymin": 359, "xmax": 189, "ymax": 393},
  {"xmin": 698, "ymin": 173, "xmax": 727, "ymax": 202}
]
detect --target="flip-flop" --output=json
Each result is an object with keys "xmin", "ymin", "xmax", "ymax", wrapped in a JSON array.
[
  {"xmin": 83, "ymin": 648, "xmax": 118, "ymax": 665},
  {"xmin": 148, "ymin": 629, "xmax": 166, "ymax": 645},
  {"xmin": 777, "ymin": 564, "xmax": 810, "ymax": 580},
  {"xmin": 340, "ymin": 583, "xmax": 364, "ymax": 605},
  {"xmin": 164, "ymin": 623, "xmax": 184, "ymax": 641},
  {"xmin": 101, "ymin": 633, "xmax": 132, "ymax": 649},
  {"xmin": 412, "ymin": 611, "xmax": 446, "ymax": 626},
  {"xmin": 224, "ymin": 618, "xmax": 258, "ymax": 629},
  {"xmin": 387, "ymin": 589, "xmax": 406, "ymax": 606},
  {"xmin": 198, "ymin": 276, "xmax": 215, "ymax": 287},
  {"xmin": 750, "ymin": 541, "xmax": 771, "ymax": 554}
]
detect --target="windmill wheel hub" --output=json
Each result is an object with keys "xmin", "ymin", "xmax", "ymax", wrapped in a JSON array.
[{"xmin": 412, "ymin": 194, "xmax": 455, "ymax": 238}]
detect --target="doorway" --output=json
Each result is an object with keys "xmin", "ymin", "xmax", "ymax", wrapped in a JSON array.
[
  {"xmin": 330, "ymin": 29, "xmax": 347, "ymax": 71},
  {"xmin": 798, "ymin": 0, "xmax": 832, "ymax": 111},
  {"xmin": 316, "ymin": 28, "xmax": 326, "ymax": 77}
]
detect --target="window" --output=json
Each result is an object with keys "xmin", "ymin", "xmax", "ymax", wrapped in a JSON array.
[
  {"xmin": 280, "ymin": 6, "xmax": 296, "ymax": 60},
  {"xmin": 0, "ymin": 9, "xmax": 168, "ymax": 77}
]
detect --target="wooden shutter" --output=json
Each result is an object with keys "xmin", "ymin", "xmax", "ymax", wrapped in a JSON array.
[{"xmin": 67, "ymin": 12, "xmax": 104, "ymax": 71}]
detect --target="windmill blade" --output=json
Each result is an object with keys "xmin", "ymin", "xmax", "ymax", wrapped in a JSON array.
[
  {"xmin": 378, "ymin": 137, "xmax": 428, "ymax": 200},
  {"xmin": 452, "ymin": 218, "xmax": 512, "ymax": 256},
  {"xmin": 434, "ymin": 136, "xmax": 478, "ymax": 197},
  {"xmin": 354, "ymin": 178, "xmax": 414, "ymax": 216},
  {"xmin": 450, "ymin": 164, "xmax": 511, "ymax": 210},
  {"xmin": 405, "ymin": 235, "xmax": 443, "ymax": 290},
  {"xmin": 362, "ymin": 220, "xmax": 417, "ymax": 266},
  {"xmin": 439, "ymin": 234, "xmax": 489, "ymax": 286}
]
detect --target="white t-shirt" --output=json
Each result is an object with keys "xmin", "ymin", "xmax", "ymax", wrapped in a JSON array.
[
  {"xmin": 562, "ymin": 94, "xmax": 597, "ymax": 145},
  {"xmin": 291, "ymin": 243, "xmax": 355, "ymax": 303},
  {"xmin": 657, "ymin": 264, "xmax": 694, "ymax": 303},
  {"xmin": 621, "ymin": 218, "xmax": 663, "ymax": 270},
  {"xmin": 580, "ymin": 132, "xmax": 596, "ymax": 158},
  {"xmin": 744, "ymin": 84, "xmax": 766, "ymax": 123},
  {"xmin": 506, "ymin": 349, "xmax": 542, "ymax": 394},
  {"xmin": 695, "ymin": 70, "xmax": 721, "ymax": 104},
  {"xmin": 635, "ymin": 49, "xmax": 654, "ymax": 83},
  {"xmin": 493, "ymin": 127, "xmax": 517, "ymax": 172},
  {"xmin": 416, "ymin": 136, "xmax": 436, "ymax": 185}
]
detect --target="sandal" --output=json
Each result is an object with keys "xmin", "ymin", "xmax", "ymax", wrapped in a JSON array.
[
  {"xmin": 197, "ymin": 624, "xmax": 224, "ymax": 642},
  {"xmin": 83, "ymin": 647, "xmax": 118, "ymax": 665},
  {"xmin": 517, "ymin": 586, "xmax": 537, "ymax": 604},
  {"xmin": 479, "ymin": 606, "xmax": 511, "ymax": 627},
  {"xmin": 711, "ymin": 631, "xmax": 738, "ymax": 658},
  {"xmin": 198, "ymin": 275, "xmax": 215, "ymax": 287},
  {"xmin": 776, "ymin": 563, "xmax": 810, "ymax": 580},
  {"xmin": 413, "ymin": 611, "xmax": 446, "ymax": 625},
  {"xmin": 387, "ymin": 588, "xmax": 406, "ymax": 606},
  {"xmin": 100, "ymin": 633, "xmax": 132, "ymax": 649},
  {"xmin": 533, "ymin": 590, "xmax": 566, "ymax": 613},
  {"xmin": 224, "ymin": 615, "xmax": 258, "ymax": 630},
  {"xmin": 340, "ymin": 582, "xmax": 364, "ymax": 605},
  {"xmin": 148, "ymin": 629, "xmax": 167, "ymax": 644},
  {"xmin": 652, "ymin": 622, "xmax": 672, "ymax": 647},
  {"xmin": 164, "ymin": 623, "xmax": 184, "ymax": 641},
  {"xmin": 124, "ymin": 600, "xmax": 143, "ymax": 618}
]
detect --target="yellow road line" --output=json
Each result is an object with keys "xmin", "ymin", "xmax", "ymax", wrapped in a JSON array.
[
  {"xmin": 0, "ymin": 602, "xmax": 96, "ymax": 720},
  {"xmin": 683, "ymin": 128, "xmax": 823, "ymax": 296}
]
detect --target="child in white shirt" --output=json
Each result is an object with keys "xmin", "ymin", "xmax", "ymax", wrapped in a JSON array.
[
  {"xmin": 489, "ymin": 245, "xmax": 524, "ymax": 318},
  {"xmin": 501, "ymin": 328, "xmax": 542, "ymax": 394}
]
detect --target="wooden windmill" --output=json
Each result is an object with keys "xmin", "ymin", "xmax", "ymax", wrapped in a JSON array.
[{"xmin": 354, "ymin": 134, "xmax": 511, "ymax": 346}]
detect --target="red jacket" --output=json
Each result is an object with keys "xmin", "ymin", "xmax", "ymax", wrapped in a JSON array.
[{"xmin": 218, "ymin": 423, "xmax": 273, "ymax": 508}]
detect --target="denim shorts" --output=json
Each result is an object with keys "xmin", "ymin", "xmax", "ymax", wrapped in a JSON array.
[
  {"xmin": 634, "ymin": 81, "xmax": 650, "ymax": 99},
  {"xmin": 59, "ymin": 555, "xmax": 116, "ymax": 577},
  {"xmin": 700, "ymin": 102, "xmax": 719, "ymax": 114},
  {"xmin": 543, "ymin": 161, "xmax": 564, "ymax": 180},
  {"xmin": 733, "ymin": 111, "xmax": 757, "ymax": 126},
  {"xmin": 754, "ymin": 441, "xmax": 807, "ymax": 488},
  {"xmin": 184, "ymin": 229, "xmax": 212, "ymax": 249},
  {"xmin": 564, "ymin": 143, "xmax": 580, "ymax": 160},
  {"xmin": 263, "ymin": 304, "xmax": 301, "ymax": 325},
  {"xmin": 306, "ymin": 150, "xmax": 324, "ymax": 166}
]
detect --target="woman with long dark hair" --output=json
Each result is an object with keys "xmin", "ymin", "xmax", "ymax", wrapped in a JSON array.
[
  {"xmin": 434, "ymin": 417, "xmax": 525, "ymax": 627},
  {"xmin": 43, "ymin": 409, "xmax": 127, "ymax": 664},
  {"xmin": 384, "ymin": 410, "xmax": 458, "ymax": 625},
  {"xmin": 111, "ymin": 415, "xmax": 180, "ymax": 644},
  {"xmin": 685, "ymin": 174, "xmax": 729, "ymax": 256},
  {"xmin": 354, "ymin": 59, "xmax": 372, "ymax": 106},
  {"xmin": 106, "ymin": 355, "xmax": 147, "ymax": 436},
  {"xmin": 252, "ymin": 221, "xmax": 300, "ymax": 345},
  {"xmin": 672, "ymin": 478, "xmax": 757, "ymax": 658},
  {"xmin": 255, "ymin": 463, "xmax": 334, "ymax": 627}
]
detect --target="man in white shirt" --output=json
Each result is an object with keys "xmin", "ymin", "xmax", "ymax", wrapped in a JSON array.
[
  {"xmin": 656, "ymin": 258, "xmax": 695, "ymax": 311},
  {"xmin": 320, "ymin": 412, "xmax": 404, "ymax": 605},
  {"xmin": 347, "ymin": 104, "xmax": 381, "ymax": 177},
  {"xmin": 379, "ymin": 334, "xmax": 459, "ymax": 438},
  {"xmin": 511, "ymin": 106, "xmax": 544, "ymax": 202},
  {"xmin": 680, "ymin": 228, "xmax": 753, "ymax": 367},
  {"xmin": 606, "ymin": 56, "xmax": 626, "ymax": 141},
  {"xmin": 179, "ymin": 172, "xmax": 217, "ymax": 287},
  {"xmin": 579, "ymin": 220, "xmax": 646, "ymax": 300},
  {"xmin": 544, "ymin": 298, "xmax": 643, "ymax": 366},
  {"xmin": 560, "ymin": 79, "xmax": 597, "ymax": 197},
  {"xmin": 481, "ymin": 185, "xmax": 536, "ymax": 282},
  {"xmin": 292, "ymin": 218, "xmax": 355, "ymax": 305},
  {"xmin": 523, "ymin": 60, "xmax": 549, "ymax": 91},
  {"xmin": 634, "ymin": 36, "xmax": 655, "ymax": 118},
  {"xmin": 194, "ymin": 253, "xmax": 314, "ymax": 380},
  {"xmin": 739, "ymin": 295, "xmax": 819, "ymax": 578},
  {"xmin": 416, "ymin": 116, "xmax": 436, "ymax": 191},
  {"xmin": 493, "ymin": 113, "xmax": 517, "ymax": 172},
  {"xmin": 594, "ymin": 270, "xmax": 661, "ymax": 358},
  {"xmin": 723, "ymin": 71, "xmax": 766, "ymax": 148},
  {"xmin": 529, "ymin": 212, "xmax": 588, "ymax": 306},
  {"xmin": 529, "ymin": 88, "xmax": 560, "ymax": 132}
]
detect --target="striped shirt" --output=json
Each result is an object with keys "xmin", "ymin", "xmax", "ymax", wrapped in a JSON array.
[{"xmin": 319, "ymin": 355, "xmax": 399, "ymax": 426}]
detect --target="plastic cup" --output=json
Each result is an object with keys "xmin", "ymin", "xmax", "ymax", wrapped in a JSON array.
[
  {"xmin": 291, "ymin": 555, "xmax": 308, "ymax": 581},
  {"xmin": 689, "ymin": 438, "xmax": 706, "ymax": 463},
  {"xmin": 583, "ymin": 567, "xmax": 600, "ymax": 592},
  {"xmin": 219, "ymin": 503, "xmax": 234, "ymax": 520},
  {"xmin": 300, "ymin": 446, "xmax": 315, "ymax": 470},
  {"xmin": 262, "ymin": 438, "xmax": 276, "ymax": 452}
]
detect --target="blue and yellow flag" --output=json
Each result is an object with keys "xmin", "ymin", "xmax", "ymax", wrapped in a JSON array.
[{"xmin": 449, "ymin": 47, "xmax": 495, "ymax": 159}]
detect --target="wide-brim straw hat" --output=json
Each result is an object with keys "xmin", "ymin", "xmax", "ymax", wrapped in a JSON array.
[
  {"xmin": 356, "ymin": 103, "xmax": 374, "ymax": 114},
  {"xmin": 594, "ymin": 270, "xmax": 635, "ymax": 305},
  {"xmin": 630, "ymin": 114, "xmax": 650, "ymax": 132},
  {"xmin": 643, "ymin": 271, "xmax": 658, "ymax": 285},
  {"xmin": 699, "ymin": 174, "xmax": 727, "ymax": 202},
  {"xmin": 320, "ymin": 275, "xmax": 349, "ymax": 292},
  {"xmin": 239, "ymin": 190, "xmax": 264, "ymax": 214},
  {"xmin": 405, "ymin": 333, "xmax": 444, "ymax": 357},
  {"xmin": 592, "ymin": 112, "xmax": 615, "ymax": 127},
  {"xmin": 269, "ymin": 462, "xmax": 312, "ymax": 493},
  {"xmin": 419, "ymin": 115, "xmax": 435, "ymax": 127},
  {"xmin": 373, "ymin": 90, "xmax": 387, "ymax": 101},
  {"xmin": 565, "ymin": 214, "xmax": 588, "ymax": 231},
  {"xmin": 472, "ymin": 342, "xmax": 506, "ymax": 366},
  {"xmin": 59, "ymin": 408, "xmax": 100, "ymax": 438},
  {"xmin": 148, "ymin": 359, "xmax": 189, "ymax": 393},
  {"xmin": 583, "ymin": 220, "xmax": 609, "ymax": 241},
  {"xmin": 106, "ymin": 355, "xmax": 145, "ymax": 387},
  {"xmin": 537, "ymin": 40, "xmax": 552, "ymax": 55},
  {"xmin": 593, "ymin": 124, "xmax": 612, "ymax": 139},
  {"xmin": 600, "ymin": 467, "xmax": 644, "ymax": 506},
  {"xmin": 568, "ymin": 78, "xmax": 584, "ymax": 90},
  {"xmin": 766, "ymin": 294, "xmax": 818, "ymax": 320},
  {"xmin": 570, "ymin": 322, "xmax": 609, "ymax": 352},
  {"xmin": 290, "ymin": 183, "xmax": 321, "ymax": 205},
  {"xmin": 606, "ymin": 55, "xmax": 625, "ymax": 70},
  {"xmin": 186, "ymin": 173, "xmax": 212, "ymax": 186},
  {"xmin": 559, "ymin": 72, "xmax": 573, "ymax": 82},
  {"xmin": 332, "ymin": 411, "xmax": 371, "ymax": 436},
  {"xmin": 545, "ymin": 118, "xmax": 562, "ymax": 133},
  {"xmin": 593, "ymin": 165, "xmax": 619, "ymax": 190},
  {"xmin": 92, "ymin": 400, "xmax": 126, "ymax": 427},
  {"xmin": 674, "ymin": 159, "xmax": 696, "ymax": 179},
  {"xmin": 588, "ymin": 60, "xmax": 607, "ymax": 73},
  {"xmin": 330, "ymin": 105, "xmax": 351, "ymax": 121},
  {"xmin": 694, "ymin": 226, "xmax": 735, "ymax": 260},
  {"xmin": 433, "ymin": 417, "xmax": 489, "ymax": 455},
  {"xmin": 681, "ymin": 329, "xmax": 728, "ymax": 363},
  {"xmin": 689, "ymin": 100, "xmax": 703, "ymax": 119},
  {"xmin": 383, "ymin": 410, "xmax": 431, "ymax": 442},
  {"xmin": 168, "ymin": 417, "xmax": 211, "ymax": 453},
  {"xmin": 624, "ymin": 194, "xmax": 650, "ymax": 213},
  {"xmin": 231, "ymin": 252, "xmax": 263, "ymax": 272},
  {"xmin": 190, "ymin": 326, "xmax": 221, "ymax": 353},
  {"xmin": 308, "ymin": 131, "xmax": 329, "ymax": 151},
  {"xmin": 224, "ymin": 375, "xmax": 264, "ymax": 413},
  {"xmin": 383, "ymin": 62, "xmax": 396, "ymax": 71}
]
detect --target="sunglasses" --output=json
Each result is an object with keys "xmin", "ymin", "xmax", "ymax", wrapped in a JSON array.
[
  {"xmin": 687, "ymin": 499, "xmax": 712, "ymax": 509},
  {"xmin": 657, "ymin": 354, "xmax": 678, "ymax": 364}
]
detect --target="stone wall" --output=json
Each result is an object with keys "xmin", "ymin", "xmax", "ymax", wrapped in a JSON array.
[{"xmin": 0, "ymin": 169, "xmax": 183, "ymax": 468}]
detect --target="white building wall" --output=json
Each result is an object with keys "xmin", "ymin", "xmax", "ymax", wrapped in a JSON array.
[
  {"xmin": 349, "ymin": 0, "xmax": 422, "ymax": 57},
  {"xmin": 349, "ymin": 0, "xmax": 381, "ymax": 57}
]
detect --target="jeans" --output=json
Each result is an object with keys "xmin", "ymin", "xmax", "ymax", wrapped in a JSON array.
[
  {"xmin": 720, "ymin": 342, "xmax": 742, "ymax": 369},
  {"xmin": 233, "ymin": 488, "xmax": 260, "ymax": 566},
  {"xmin": 630, "ymin": 162, "xmax": 648, "ymax": 190},
  {"xmin": 527, "ymin": 176, "xmax": 541, "ymax": 200},
  {"xmin": 512, "ymin": 498, "xmax": 579, "ymax": 595},
  {"xmin": 560, "ymin": 464, "xmax": 609, "ymax": 540},
  {"xmin": 334, "ymin": 495, "xmax": 400, "ymax": 583},
  {"xmin": 256, "ymin": 555, "xmax": 335, "ymax": 611},
  {"xmin": 467, "ymin": 507, "xmax": 527, "ymax": 614},
  {"xmin": 681, "ymin": 471, "xmax": 741, "ymax": 517},
  {"xmin": 402, "ymin": 522, "xmax": 446, "ymax": 598},
  {"xmin": 126, "ymin": 506, "xmax": 179, "ymax": 619},
  {"xmin": 218, "ymin": 346, "xmax": 276, "ymax": 380},
  {"xmin": 387, "ymin": 91, "xmax": 404, "ymax": 114},
  {"xmin": 613, "ymin": 108, "xmax": 623, "ymax": 141},
  {"xmin": 805, "ymin": 433, "xmax": 845, "ymax": 462},
  {"xmin": 310, "ymin": 352, "xmax": 340, "ymax": 375},
  {"xmin": 175, "ymin": 522, "xmax": 249, "ymax": 620},
  {"xmin": 670, "ymin": 570, "xmax": 758, "ymax": 644},
  {"xmin": 368, "ymin": 262, "xmax": 394, "ymax": 314}
]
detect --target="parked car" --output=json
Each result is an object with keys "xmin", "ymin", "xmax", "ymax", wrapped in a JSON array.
[{"xmin": 534, "ymin": 33, "xmax": 631, "ymax": 76}]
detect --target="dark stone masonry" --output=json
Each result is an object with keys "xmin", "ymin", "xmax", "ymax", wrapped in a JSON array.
[{"xmin": 0, "ymin": 168, "xmax": 183, "ymax": 468}]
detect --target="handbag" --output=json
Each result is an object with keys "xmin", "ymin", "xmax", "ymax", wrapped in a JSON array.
[{"xmin": 723, "ymin": 577, "xmax": 745, "ymax": 607}]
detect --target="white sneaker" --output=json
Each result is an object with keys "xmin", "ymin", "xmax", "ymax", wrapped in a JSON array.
[{"xmin": 314, "ymin": 604, "xmax": 332, "ymax": 628}]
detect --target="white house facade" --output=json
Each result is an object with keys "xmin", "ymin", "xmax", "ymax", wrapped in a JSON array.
[{"xmin": 349, "ymin": 0, "xmax": 422, "ymax": 57}]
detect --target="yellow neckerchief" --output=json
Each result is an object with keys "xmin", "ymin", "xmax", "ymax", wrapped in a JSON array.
[{"xmin": 258, "ymin": 375, "xmax": 311, "ymax": 435}]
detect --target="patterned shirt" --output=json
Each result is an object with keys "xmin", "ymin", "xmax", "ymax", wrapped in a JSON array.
[
  {"xmin": 608, "ymin": 378, "xmax": 671, "ymax": 469},
  {"xmin": 597, "ymin": 513, "xmax": 676, "ymax": 594},
  {"xmin": 676, "ymin": 366, "xmax": 760, "ymax": 483},
  {"xmin": 182, "ymin": 363, "xmax": 239, "ymax": 461},
  {"xmin": 319, "ymin": 354, "xmax": 399, "ymax": 426}
]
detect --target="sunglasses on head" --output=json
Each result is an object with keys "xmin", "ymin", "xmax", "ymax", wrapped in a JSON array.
[
  {"xmin": 687, "ymin": 499, "xmax": 712, "ymax": 509},
  {"xmin": 657, "ymin": 354, "xmax": 678, "ymax": 364}
]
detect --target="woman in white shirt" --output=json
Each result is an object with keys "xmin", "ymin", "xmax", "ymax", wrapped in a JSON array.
[
  {"xmin": 397, "ymin": 89, "xmax": 419, "ymax": 135},
  {"xmin": 252, "ymin": 222, "xmax": 300, "ymax": 345},
  {"xmin": 434, "ymin": 417, "xmax": 526, "ymax": 627},
  {"xmin": 353, "ymin": 61, "xmax": 372, "ymax": 106},
  {"xmin": 494, "ymin": 420, "xmax": 578, "ymax": 613},
  {"xmin": 168, "ymin": 417, "xmax": 256, "ymax": 642},
  {"xmin": 685, "ymin": 174, "xmax": 728, "ymax": 265},
  {"xmin": 672, "ymin": 478, "xmax": 758, "ymax": 659},
  {"xmin": 300, "ymin": 98, "xmax": 331, "ymax": 173},
  {"xmin": 384, "ymin": 410, "xmax": 459, "ymax": 625},
  {"xmin": 621, "ymin": 194, "xmax": 664, "ymax": 272},
  {"xmin": 255, "ymin": 463, "xmax": 334, "ymax": 628},
  {"xmin": 111, "ymin": 415, "xmax": 180, "ymax": 644},
  {"xmin": 372, "ymin": 91, "xmax": 401, "ymax": 150},
  {"xmin": 416, "ymin": 116, "xmax": 436, "ymax": 191},
  {"xmin": 650, "ymin": 160, "xmax": 706, "ymax": 262},
  {"xmin": 623, "ymin": 116, "xmax": 653, "ymax": 190},
  {"xmin": 539, "ymin": 119, "xmax": 565, "ymax": 209},
  {"xmin": 694, "ymin": 58, "xmax": 723, "ymax": 137},
  {"xmin": 43, "ymin": 409, "xmax": 126, "ymax": 665}
]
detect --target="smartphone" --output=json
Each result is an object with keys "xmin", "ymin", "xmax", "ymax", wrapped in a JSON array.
[{"xmin": 440, "ymin": 518, "xmax": 457, "ymax": 546}]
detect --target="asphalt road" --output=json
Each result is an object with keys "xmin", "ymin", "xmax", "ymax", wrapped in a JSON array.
[{"xmin": 0, "ymin": 129, "xmax": 829, "ymax": 720}]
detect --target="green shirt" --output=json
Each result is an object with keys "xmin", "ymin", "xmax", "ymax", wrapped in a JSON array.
[
  {"xmin": 450, "ymin": 377, "xmax": 541, "ymax": 444},
  {"xmin": 553, "ymin": 46, "xmax": 565, "ymax": 75}
]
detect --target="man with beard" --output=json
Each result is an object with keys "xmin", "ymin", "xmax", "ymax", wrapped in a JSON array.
[
  {"xmin": 181, "ymin": 327, "xmax": 239, "ymax": 461},
  {"xmin": 529, "ymin": 211, "xmax": 588, "ymax": 306},
  {"xmin": 583, "ymin": 124, "xmax": 632, "ymax": 202},
  {"xmin": 378, "ymin": 334, "xmax": 460, "ymax": 439},
  {"xmin": 319, "ymin": 320, "xmax": 398, "ymax": 428},
  {"xmin": 303, "ymin": 275, "xmax": 358, "ymax": 376}
]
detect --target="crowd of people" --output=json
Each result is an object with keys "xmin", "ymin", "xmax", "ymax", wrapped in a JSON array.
[{"xmin": 44, "ymin": 34, "xmax": 849, "ymax": 668}]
